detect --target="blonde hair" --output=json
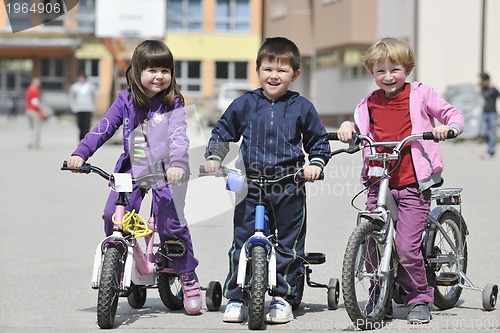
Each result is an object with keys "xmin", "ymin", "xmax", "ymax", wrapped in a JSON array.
[{"xmin": 362, "ymin": 37, "xmax": 415, "ymax": 74}]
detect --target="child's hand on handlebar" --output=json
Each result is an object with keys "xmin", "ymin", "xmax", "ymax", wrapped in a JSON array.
[
  {"xmin": 337, "ymin": 121, "xmax": 357, "ymax": 143},
  {"xmin": 432, "ymin": 125, "xmax": 458, "ymax": 141},
  {"xmin": 67, "ymin": 155, "xmax": 85, "ymax": 172},
  {"xmin": 167, "ymin": 167, "xmax": 185, "ymax": 184},
  {"xmin": 204, "ymin": 159, "xmax": 221, "ymax": 173},
  {"xmin": 303, "ymin": 165, "xmax": 322, "ymax": 182}
]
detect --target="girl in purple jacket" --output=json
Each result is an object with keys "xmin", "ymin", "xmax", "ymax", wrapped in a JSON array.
[
  {"xmin": 337, "ymin": 37, "xmax": 464, "ymax": 324},
  {"xmin": 66, "ymin": 40, "xmax": 202, "ymax": 315}
]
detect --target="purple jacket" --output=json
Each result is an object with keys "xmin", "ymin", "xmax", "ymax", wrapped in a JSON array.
[
  {"xmin": 354, "ymin": 82, "xmax": 465, "ymax": 190},
  {"xmin": 72, "ymin": 90, "xmax": 189, "ymax": 175}
]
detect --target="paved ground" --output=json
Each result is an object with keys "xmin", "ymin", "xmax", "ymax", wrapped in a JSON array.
[{"xmin": 1, "ymin": 114, "xmax": 499, "ymax": 332}]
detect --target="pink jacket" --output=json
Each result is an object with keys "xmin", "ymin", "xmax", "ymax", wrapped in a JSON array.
[{"xmin": 354, "ymin": 81, "xmax": 465, "ymax": 190}]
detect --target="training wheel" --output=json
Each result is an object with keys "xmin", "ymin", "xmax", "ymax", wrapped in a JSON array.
[
  {"xmin": 206, "ymin": 281, "xmax": 222, "ymax": 311},
  {"xmin": 327, "ymin": 278, "xmax": 340, "ymax": 310},
  {"xmin": 482, "ymin": 284, "xmax": 498, "ymax": 311}
]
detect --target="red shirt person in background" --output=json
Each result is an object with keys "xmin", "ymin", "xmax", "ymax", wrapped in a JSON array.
[{"xmin": 25, "ymin": 77, "xmax": 43, "ymax": 149}]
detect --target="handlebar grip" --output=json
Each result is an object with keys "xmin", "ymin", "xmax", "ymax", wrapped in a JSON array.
[
  {"xmin": 327, "ymin": 132, "xmax": 339, "ymax": 141},
  {"xmin": 422, "ymin": 130, "xmax": 456, "ymax": 140},
  {"xmin": 61, "ymin": 161, "xmax": 92, "ymax": 174},
  {"xmin": 199, "ymin": 165, "xmax": 206, "ymax": 174}
]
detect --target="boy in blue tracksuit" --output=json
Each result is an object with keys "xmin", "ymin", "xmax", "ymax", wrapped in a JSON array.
[{"xmin": 204, "ymin": 37, "xmax": 331, "ymax": 324}]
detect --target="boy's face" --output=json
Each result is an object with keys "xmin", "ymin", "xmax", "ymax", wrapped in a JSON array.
[
  {"xmin": 371, "ymin": 58, "xmax": 409, "ymax": 97},
  {"xmin": 257, "ymin": 59, "xmax": 299, "ymax": 101}
]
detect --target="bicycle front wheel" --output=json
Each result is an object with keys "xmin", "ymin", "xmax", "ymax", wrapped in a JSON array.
[
  {"xmin": 248, "ymin": 245, "xmax": 268, "ymax": 330},
  {"xmin": 425, "ymin": 211, "xmax": 467, "ymax": 310},
  {"xmin": 97, "ymin": 247, "xmax": 123, "ymax": 329},
  {"xmin": 342, "ymin": 220, "xmax": 394, "ymax": 330}
]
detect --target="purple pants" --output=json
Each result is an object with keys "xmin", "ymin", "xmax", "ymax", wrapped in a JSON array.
[
  {"xmin": 366, "ymin": 185, "xmax": 434, "ymax": 305},
  {"xmin": 102, "ymin": 182, "xmax": 199, "ymax": 275}
]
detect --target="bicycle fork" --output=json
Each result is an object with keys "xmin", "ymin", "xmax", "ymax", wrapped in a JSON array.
[{"xmin": 236, "ymin": 204, "xmax": 277, "ymax": 290}]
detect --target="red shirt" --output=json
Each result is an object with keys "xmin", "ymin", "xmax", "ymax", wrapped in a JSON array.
[
  {"xmin": 368, "ymin": 83, "xmax": 417, "ymax": 187},
  {"xmin": 26, "ymin": 85, "xmax": 40, "ymax": 112}
]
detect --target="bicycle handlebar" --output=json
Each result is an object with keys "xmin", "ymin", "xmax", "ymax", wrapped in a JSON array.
[
  {"xmin": 61, "ymin": 161, "xmax": 167, "ymax": 185},
  {"xmin": 198, "ymin": 165, "xmax": 324, "ymax": 182},
  {"xmin": 327, "ymin": 130, "xmax": 456, "ymax": 157}
]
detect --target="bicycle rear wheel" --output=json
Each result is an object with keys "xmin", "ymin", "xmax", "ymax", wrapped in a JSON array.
[
  {"xmin": 97, "ymin": 247, "xmax": 123, "ymax": 329},
  {"xmin": 425, "ymin": 211, "xmax": 467, "ymax": 310},
  {"xmin": 342, "ymin": 220, "xmax": 394, "ymax": 330},
  {"xmin": 248, "ymin": 245, "xmax": 268, "ymax": 330}
]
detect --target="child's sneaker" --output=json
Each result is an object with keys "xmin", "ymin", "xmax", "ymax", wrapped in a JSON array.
[
  {"xmin": 223, "ymin": 300, "xmax": 244, "ymax": 323},
  {"xmin": 265, "ymin": 296, "xmax": 293, "ymax": 324},
  {"xmin": 180, "ymin": 272, "xmax": 202, "ymax": 315}
]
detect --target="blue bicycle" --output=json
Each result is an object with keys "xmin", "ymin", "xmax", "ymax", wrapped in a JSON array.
[{"xmin": 199, "ymin": 166, "xmax": 339, "ymax": 330}]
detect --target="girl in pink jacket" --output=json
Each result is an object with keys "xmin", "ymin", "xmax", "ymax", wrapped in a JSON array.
[{"xmin": 337, "ymin": 37, "xmax": 464, "ymax": 324}]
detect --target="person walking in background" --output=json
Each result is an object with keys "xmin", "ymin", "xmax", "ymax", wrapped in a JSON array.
[
  {"xmin": 25, "ymin": 77, "xmax": 44, "ymax": 149},
  {"xmin": 69, "ymin": 72, "xmax": 96, "ymax": 140},
  {"xmin": 479, "ymin": 73, "xmax": 500, "ymax": 160},
  {"xmin": 7, "ymin": 91, "xmax": 19, "ymax": 121},
  {"xmin": 65, "ymin": 40, "xmax": 203, "ymax": 315}
]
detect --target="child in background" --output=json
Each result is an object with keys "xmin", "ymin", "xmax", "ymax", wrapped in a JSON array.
[
  {"xmin": 337, "ymin": 37, "xmax": 464, "ymax": 324},
  {"xmin": 66, "ymin": 40, "xmax": 202, "ymax": 315},
  {"xmin": 204, "ymin": 37, "xmax": 331, "ymax": 324}
]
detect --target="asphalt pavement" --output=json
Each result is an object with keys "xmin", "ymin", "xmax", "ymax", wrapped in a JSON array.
[{"xmin": 1, "ymin": 114, "xmax": 499, "ymax": 332}]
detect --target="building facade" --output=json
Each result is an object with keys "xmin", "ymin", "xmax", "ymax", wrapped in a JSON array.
[
  {"xmin": 263, "ymin": 0, "xmax": 500, "ymax": 126},
  {"xmin": 0, "ymin": 0, "xmax": 262, "ymax": 116}
]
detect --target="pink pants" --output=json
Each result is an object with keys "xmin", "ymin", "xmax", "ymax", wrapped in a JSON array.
[{"xmin": 366, "ymin": 184, "xmax": 434, "ymax": 305}]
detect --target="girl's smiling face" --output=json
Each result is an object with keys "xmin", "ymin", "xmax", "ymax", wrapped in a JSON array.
[
  {"xmin": 141, "ymin": 67, "xmax": 172, "ymax": 98},
  {"xmin": 371, "ymin": 58, "xmax": 409, "ymax": 97}
]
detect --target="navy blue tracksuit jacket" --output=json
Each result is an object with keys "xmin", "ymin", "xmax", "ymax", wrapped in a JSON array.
[{"xmin": 205, "ymin": 88, "xmax": 331, "ymax": 302}]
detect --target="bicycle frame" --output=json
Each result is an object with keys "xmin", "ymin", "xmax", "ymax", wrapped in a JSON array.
[{"xmin": 236, "ymin": 179, "xmax": 278, "ymax": 290}]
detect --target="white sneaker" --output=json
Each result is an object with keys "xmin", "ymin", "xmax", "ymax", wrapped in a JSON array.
[
  {"xmin": 265, "ymin": 296, "xmax": 293, "ymax": 324},
  {"xmin": 223, "ymin": 300, "xmax": 244, "ymax": 323}
]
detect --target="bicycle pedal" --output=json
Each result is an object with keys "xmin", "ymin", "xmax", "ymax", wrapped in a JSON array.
[
  {"xmin": 305, "ymin": 252, "xmax": 326, "ymax": 265},
  {"xmin": 436, "ymin": 272, "xmax": 460, "ymax": 286}
]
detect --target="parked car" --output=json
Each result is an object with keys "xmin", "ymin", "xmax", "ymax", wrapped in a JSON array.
[{"xmin": 207, "ymin": 82, "xmax": 254, "ymax": 126}]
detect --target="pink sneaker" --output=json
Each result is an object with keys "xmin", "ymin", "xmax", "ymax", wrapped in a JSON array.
[{"xmin": 180, "ymin": 272, "xmax": 202, "ymax": 314}]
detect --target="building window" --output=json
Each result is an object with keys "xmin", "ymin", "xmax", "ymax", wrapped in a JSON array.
[
  {"xmin": 175, "ymin": 60, "xmax": 202, "ymax": 95},
  {"xmin": 341, "ymin": 48, "xmax": 370, "ymax": 79},
  {"xmin": 41, "ymin": 57, "xmax": 65, "ymax": 90},
  {"xmin": 167, "ymin": 0, "xmax": 202, "ymax": 31},
  {"xmin": 215, "ymin": 0, "xmax": 250, "ymax": 32},
  {"xmin": 76, "ymin": 59, "xmax": 100, "ymax": 88},
  {"xmin": 78, "ymin": 0, "xmax": 95, "ymax": 31},
  {"xmin": 215, "ymin": 61, "xmax": 248, "ymax": 85}
]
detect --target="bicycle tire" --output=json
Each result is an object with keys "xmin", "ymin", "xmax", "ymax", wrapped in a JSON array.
[
  {"xmin": 342, "ymin": 220, "xmax": 394, "ymax": 330},
  {"xmin": 425, "ymin": 211, "xmax": 467, "ymax": 310},
  {"xmin": 127, "ymin": 282, "xmax": 147, "ymax": 309},
  {"xmin": 158, "ymin": 273, "xmax": 184, "ymax": 310},
  {"xmin": 248, "ymin": 245, "xmax": 268, "ymax": 330},
  {"xmin": 97, "ymin": 247, "xmax": 122, "ymax": 329}
]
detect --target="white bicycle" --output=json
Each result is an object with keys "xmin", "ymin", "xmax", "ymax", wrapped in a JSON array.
[{"xmin": 328, "ymin": 131, "xmax": 498, "ymax": 330}]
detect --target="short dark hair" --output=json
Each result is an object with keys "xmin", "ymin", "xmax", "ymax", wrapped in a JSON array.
[
  {"xmin": 256, "ymin": 37, "xmax": 300, "ymax": 71},
  {"xmin": 480, "ymin": 72, "xmax": 490, "ymax": 81}
]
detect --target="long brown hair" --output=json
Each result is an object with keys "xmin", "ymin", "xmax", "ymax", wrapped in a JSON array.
[{"xmin": 126, "ymin": 40, "xmax": 184, "ymax": 108}]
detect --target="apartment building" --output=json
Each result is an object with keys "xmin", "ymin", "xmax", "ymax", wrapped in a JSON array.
[
  {"xmin": 0, "ymin": 0, "xmax": 262, "ymax": 115},
  {"xmin": 263, "ymin": 0, "xmax": 500, "ymax": 127}
]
